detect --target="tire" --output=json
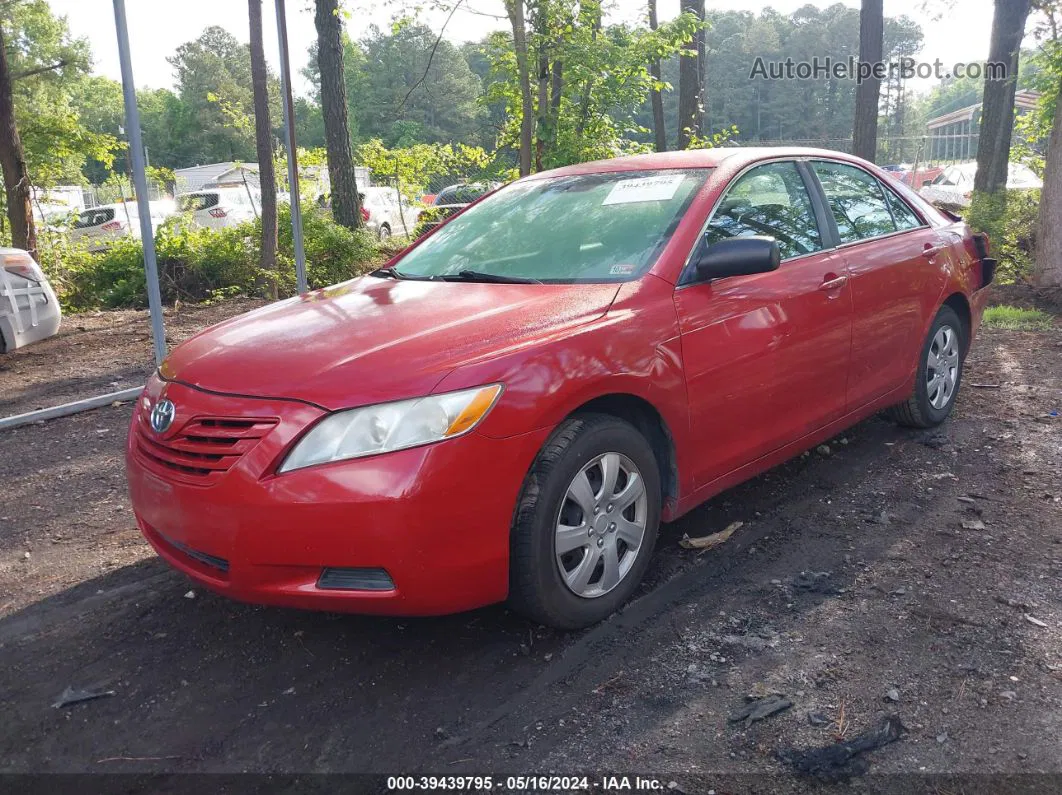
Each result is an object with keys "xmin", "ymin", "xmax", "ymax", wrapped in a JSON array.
[
  {"xmin": 886, "ymin": 305, "xmax": 965, "ymax": 428},
  {"xmin": 378, "ymin": 223, "xmax": 391, "ymax": 241},
  {"xmin": 509, "ymin": 413, "xmax": 661, "ymax": 629}
]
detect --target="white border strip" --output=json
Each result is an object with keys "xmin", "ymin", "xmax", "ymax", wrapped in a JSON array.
[{"xmin": 0, "ymin": 387, "xmax": 143, "ymax": 432}]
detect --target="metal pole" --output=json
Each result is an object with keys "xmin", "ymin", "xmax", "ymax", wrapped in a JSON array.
[
  {"xmin": 113, "ymin": 0, "xmax": 166, "ymax": 365},
  {"xmin": 275, "ymin": 0, "xmax": 307, "ymax": 294}
]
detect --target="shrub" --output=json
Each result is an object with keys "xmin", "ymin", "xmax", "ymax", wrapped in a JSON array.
[
  {"xmin": 967, "ymin": 189, "xmax": 1039, "ymax": 284},
  {"xmin": 35, "ymin": 204, "xmax": 383, "ymax": 312}
]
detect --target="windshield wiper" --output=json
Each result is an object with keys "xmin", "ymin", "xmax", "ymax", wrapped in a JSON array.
[
  {"xmin": 369, "ymin": 266, "xmax": 405, "ymax": 279},
  {"xmin": 442, "ymin": 269, "xmax": 542, "ymax": 284}
]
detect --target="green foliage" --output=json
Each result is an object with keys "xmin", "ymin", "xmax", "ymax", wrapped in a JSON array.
[
  {"xmin": 355, "ymin": 139, "xmax": 504, "ymax": 199},
  {"xmin": 484, "ymin": 4, "xmax": 705, "ymax": 169},
  {"xmin": 968, "ymin": 189, "xmax": 1041, "ymax": 283},
  {"xmin": 635, "ymin": 6, "xmax": 923, "ymax": 154},
  {"xmin": 982, "ymin": 305, "xmax": 1054, "ymax": 331},
  {"xmin": 1012, "ymin": 40, "xmax": 1062, "ymax": 171},
  {"xmin": 361, "ymin": 24, "xmax": 488, "ymax": 147},
  {"xmin": 3, "ymin": 1, "xmax": 120, "ymax": 186},
  {"xmin": 37, "ymin": 206, "xmax": 381, "ymax": 312}
]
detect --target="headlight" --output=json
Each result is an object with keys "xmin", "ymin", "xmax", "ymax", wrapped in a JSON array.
[{"xmin": 278, "ymin": 383, "xmax": 503, "ymax": 473}]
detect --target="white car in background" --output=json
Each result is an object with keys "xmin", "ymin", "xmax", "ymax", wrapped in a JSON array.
[
  {"xmin": 0, "ymin": 248, "xmax": 61, "ymax": 353},
  {"xmin": 69, "ymin": 201, "xmax": 174, "ymax": 251},
  {"xmin": 359, "ymin": 186, "xmax": 423, "ymax": 239},
  {"xmin": 177, "ymin": 186, "xmax": 260, "ymax": 229},
  {"xmin": 919, "ymin": 161, "xmax": 1042, "ymax": 209}
]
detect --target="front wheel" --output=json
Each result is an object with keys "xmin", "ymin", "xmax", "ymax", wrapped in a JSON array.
[
  {"xmin": 509, "ymin": 414, "xmax": 661, "ymax": 629},
  {"xmin": 886, "ymin": 305, "xmax": 965, "ymax": 428}
]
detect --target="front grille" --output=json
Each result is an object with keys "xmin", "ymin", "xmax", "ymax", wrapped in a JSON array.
[
  {"xmin": 135, "ymin": 415, "xmax": 278, "ymax": 485},
  {"xmin": 317, "ymin": 567, "xmax": 395, "ymax": 591}
]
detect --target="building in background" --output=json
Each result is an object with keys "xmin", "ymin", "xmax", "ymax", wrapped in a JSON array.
[{"xmin": 926, "ymin": 89, "xmax": 1040, "ymax": 162}]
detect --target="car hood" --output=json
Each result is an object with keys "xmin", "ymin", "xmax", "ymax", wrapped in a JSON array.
[{"xmin": 161, "ymin": 276, "xmax": 621, "ymax": 410}]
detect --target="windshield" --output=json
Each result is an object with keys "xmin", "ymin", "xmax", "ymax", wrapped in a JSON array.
[{"xmin": 394, "ymin": 169, "xmax": 708, "ymax": 283}]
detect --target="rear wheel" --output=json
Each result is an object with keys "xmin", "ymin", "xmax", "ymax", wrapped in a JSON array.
[
  {"xmin": 378, "ymin": 223, "xmax": 391, "ymax": 240},
  {"xmin": 886, "ymin": 305, "xmax": 965, "ymax": 428},
  {"xmin": 509, "ymin": 414, "xmax": 661, "ymax": 629}
]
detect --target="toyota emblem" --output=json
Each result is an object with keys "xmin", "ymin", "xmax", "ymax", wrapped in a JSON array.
[{"xmin": 150, "ymin": 398, "xmax": 176, "ymax": 434}]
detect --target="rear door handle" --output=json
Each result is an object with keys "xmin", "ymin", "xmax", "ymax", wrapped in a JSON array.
[
  {"xmin": 922, "ymin": 244, "xmax": 945, "ymax": 259},
  {"xmin": 819, "ymin": 274, "xmax": 848, "ymax": 291}
]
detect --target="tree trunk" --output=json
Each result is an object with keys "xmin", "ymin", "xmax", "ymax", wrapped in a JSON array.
[
  {"xmin": 974, "ymin": 0, "xmax": 1032, "ymax": 194},
  {"xmin": 1035, "ymin": 80, "xmax": 1062, "ymax": 287},
  {"xmin": 248, "ymin": 0, "xmax": 278, "ymax": 296},
  {"xmin": 852, "ymin": 0, "xmax": 883, "ymax": 162},
  {"xmin": 0, "ymin": 23, "xmax": 36, "ymax": 259},
  {"xmin": 694, "ymin": 0, "xmax": 706, "ymax": 135},
  {"xmin": 535, "ymin": 15, "xmax": 549, "ymax": 173},
  {"xmin": 506, "ymin": 0, "xmax": 533, "ymax": 177},
  {"xmin": 575, "ymin": 0, "xmax": 601, "ymax": 138},
  {"xmin": 676, "ymin": 0, "xmax": 704, "ymax": 149},
  {"xmin": 550, "ymin": 60, "xmax": 563, "ymax": 118},
  {"xmin": 314, "ymin": 0, "xmax": 362, "ymax": 229},
  {"xmin": 648, "ymin": 0, "xmax": 667, "ymax": 152}
]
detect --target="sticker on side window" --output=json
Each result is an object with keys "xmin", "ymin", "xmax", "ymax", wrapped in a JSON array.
[
  {"xmin": 609, "ymin": 264, "xmax": 636, "ymax": 276},
  {"xmin": 602, "ymin": 174, "xmax": 686, "ymax": 206}
]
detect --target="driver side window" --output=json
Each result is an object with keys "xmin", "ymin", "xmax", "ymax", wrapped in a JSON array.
[{"xmin": 704, "ymin": 161, "xmax": 823, "ymax": 260}]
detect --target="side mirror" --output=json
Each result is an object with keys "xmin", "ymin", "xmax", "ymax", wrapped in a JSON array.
[
  {"xmin": 694, "ymin": 236, "xmax": 780, "ymax": 282},
  {"xmin": 922, "ymin": 179, "xmax": 932, "ymax": 187}
]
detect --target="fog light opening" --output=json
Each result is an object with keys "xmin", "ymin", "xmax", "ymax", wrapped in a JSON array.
[{"xmin": 316, "ymin": 567, "xmax": 395, "ymax": 591}]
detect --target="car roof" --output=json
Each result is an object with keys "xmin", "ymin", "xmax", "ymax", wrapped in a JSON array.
[{"xmin": 534, "ymin": 147, "xmax": 878, "ymax": 179}]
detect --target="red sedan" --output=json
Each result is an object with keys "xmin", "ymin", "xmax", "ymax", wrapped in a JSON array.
[{"xmin": 126, "ymin": 148, "xmax": 993, "ymax": 629}]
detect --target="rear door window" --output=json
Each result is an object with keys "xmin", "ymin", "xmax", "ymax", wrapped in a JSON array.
[
  {"xmin": 704, "ymin": 161, "xmax": 823, "ymax": 260},
  {"xmin": 179, "ymin": 193, "xmax": 220, "ymax": 212},
  {"xmin": 811, "ymin": 161, "xmax": 897, "ymax": 243},
  {"xmin": 881, "ymin": 185, "xmax": 923, "ymax": 231},
  {"xmin": 74, "ymin": 208, "xmax": 115, "ymax": 229}
]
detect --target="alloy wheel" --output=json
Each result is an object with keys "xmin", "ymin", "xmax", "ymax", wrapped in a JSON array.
[
  {"xmin": 926, "ymin": 324, "xmax": 960, "ymax": 410},
  {"xmin": 554, "ymin": 452, "xmax": 647, "ymax": 599}
]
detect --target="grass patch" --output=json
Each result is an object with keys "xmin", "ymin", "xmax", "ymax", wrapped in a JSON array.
[{"xmin": 982, "ymin": 305, "xmax": 1054, "ymax": 331}]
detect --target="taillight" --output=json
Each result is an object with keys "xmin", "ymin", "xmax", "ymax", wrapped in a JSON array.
[
  {"xmin": 208, "ymin": 208, "xmax": 227, "ymax": 219},
  {"xmin": 361, "ymin": 207, "xmax": 370, "ymax": 222},
  {"xmin": 101, "ymin": 220, "xmax": 122, "ymax": 231},
  {"xmin": 2, "ymin": 251, "xmax": 43, "ymax": 282}
]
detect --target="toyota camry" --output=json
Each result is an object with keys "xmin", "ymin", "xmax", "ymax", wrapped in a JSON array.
[{"xmin": 126, "ymin": 147, "xmax": 993, "ymax": 629}]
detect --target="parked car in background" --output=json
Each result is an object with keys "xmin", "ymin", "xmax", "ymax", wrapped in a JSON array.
[
  {"xmin": 177, "ymin": 186, "xmax": 260, "ymax": 229},
  {"xmin": 919, "ymin": 162, "xmax": 1042, "ymax": 209},
  {"xmin": 359, "ymin": 186, "xmax": 423, "ymax": 239},
  {"xmin": 414, "ymin": 182, "xmax": 500, "ymax": 236},
  {"xmin": 127, "ymin": 147, "xmax": 992, "ymax": 629},
  {"xmin": 0, "ymin": 248, "xmax": 61, "ymax": 353},
  {"xmin": 69, "ymin": 201, "xmax": 174, "ymax": 251}
]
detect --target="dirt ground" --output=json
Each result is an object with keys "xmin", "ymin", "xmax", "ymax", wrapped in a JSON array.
[{"xmin": 0, "ymin": 292, "xmax": 1060, "ymax": 790}]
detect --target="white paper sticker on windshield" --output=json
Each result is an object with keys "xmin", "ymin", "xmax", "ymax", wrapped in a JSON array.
[{"xmin": 602, "ymin": 174, "xmax": 686, "ymax": 206}]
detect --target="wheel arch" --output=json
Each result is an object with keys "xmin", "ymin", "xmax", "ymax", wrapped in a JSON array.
[
  {"xmin": 941, "ymin": 291, "xmax": 972, "ymax": 352},
  {"xmin": 566, "ymin": 392, "xmax": 679, "ymax": 516}
]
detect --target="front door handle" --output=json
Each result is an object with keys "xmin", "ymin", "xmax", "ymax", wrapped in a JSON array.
[
  {"xmin": 922, "ymin": 244, "xmax": 945, "ymax": 259},
  {"xmin": 819, "ymin": 274, "xmax": 848, "ymax": 291}
]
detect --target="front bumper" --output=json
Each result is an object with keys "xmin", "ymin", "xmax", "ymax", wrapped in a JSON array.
[{"xmin": 126, "ymin": 377, "xmax": 550, "ymax": 615}]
